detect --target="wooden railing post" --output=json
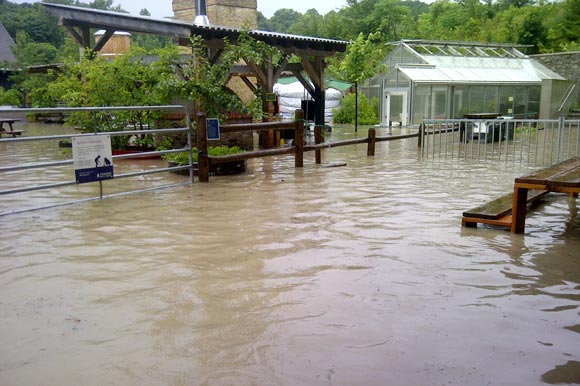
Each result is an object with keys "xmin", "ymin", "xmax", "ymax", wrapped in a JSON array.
[
  {"xmin": 196, "ymin": 112, "xmax": 209, "ymax": 182},
  {"xmin": 315, "ymin": 125, "xmax": 323, "ymax": 164},
  {"xmin": 367, "ymin": 127, "xmax": 376, "ymax": 156},
  {"xmin": 295, "ymin": 109, "xmax": 304, "ymax": 168}
]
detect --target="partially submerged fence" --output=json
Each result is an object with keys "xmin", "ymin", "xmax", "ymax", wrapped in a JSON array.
[
  {"xmin": 0, "ymin": 105, "xmax": 193, "ymax": 216},
  {"xmin": 420, "ymin": 118, "xmax": 580, "ymax": 166},
  {"xmin": 195, "ymin": 110, "xmax": 420, "ymax": 182},
  {"xmin": 1, "ymin": 106, "xmax": 425, "ymax": 214}
]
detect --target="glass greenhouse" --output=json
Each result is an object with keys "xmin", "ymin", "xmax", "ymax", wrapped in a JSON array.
[{"xmin": 363, "ymin": 40, "xmax": 566, "ymax": 127}]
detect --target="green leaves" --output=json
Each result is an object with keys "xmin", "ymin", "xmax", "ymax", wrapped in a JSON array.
[{"xmin": 329, "ymin": 32, "xmax": 385, "ymax": 84}]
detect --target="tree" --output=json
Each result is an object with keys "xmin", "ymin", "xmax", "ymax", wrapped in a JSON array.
[
  {"xmin": 268, "ymin": 9, "xmax": 302, "ymax": 33},
  {"xmin": 41, "ymin": 47, "xmax": 172, "ymax": 108},
  {"xmin": 0, "ymin": 87, "xmax": 22, "ymax": 106},
  {"xmin": 288, "ymin": 9, "xmax": 324, "ymax": 37},
  {"xmin": 12, "ymin": 31, "xmax": 58, "ymax": 66},
  {"xmin": 517, "ymin": 7, "xmax": 548, "ymax": 52},
  {"xmin": 257, "ymin": 11, "xmax": 274, "ymax": 31},
  {"xmin": 1, "ymin": 3, "xmax": 65, "ymax": 48},
  {"xmin": 328, "ymin": 32, "xmax": 385, "ymax": 130},
  {"xmin": 319, "ymin": 11, "xmax": 350, "ymax": 40},
  {"xmin": 156, "ymin": 33, "xmax": 281, "ymax": 118},
  {"xmin": 560, "ymin": 0, "xmax": 580, "ymax": 43},
  {"xmin": 370, "ymin": 0, "xmax": 413, "ymax": 41}
]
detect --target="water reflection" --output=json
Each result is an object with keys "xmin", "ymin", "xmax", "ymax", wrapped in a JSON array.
[{"xmin": 0, "ymin": 121, "xmax": 579, "ymax": 385}]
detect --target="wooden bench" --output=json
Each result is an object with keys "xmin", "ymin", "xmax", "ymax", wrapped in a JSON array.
[
  {"xmin": 0, "ymin": 118, "xmax": 23, "ymax": 137},
  {"xmin": 462, "ymin": 189, "xmax": 548, "ymax": 228},
  {"xmin": 0, "ymin": 129, "xmax": 24, "ymax": 138}
]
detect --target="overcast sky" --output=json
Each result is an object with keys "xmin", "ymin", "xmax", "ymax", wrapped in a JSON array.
[{"xmin": 9, "ymin": 0, "xmax": 349, "ymax": 18}]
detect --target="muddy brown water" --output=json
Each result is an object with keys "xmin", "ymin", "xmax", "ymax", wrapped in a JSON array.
[{"xmin": 1, "ymin": 122, "xmax": 579, "ymax": 385}]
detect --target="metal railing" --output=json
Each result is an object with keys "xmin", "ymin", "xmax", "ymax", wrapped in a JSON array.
[
  {"xmin": 0, "ymin": 105, "xmax": 193, "ymax": 216},
  {"xmin": 420, "ymin": 118, "xmax": 580, "ymax": 166}
]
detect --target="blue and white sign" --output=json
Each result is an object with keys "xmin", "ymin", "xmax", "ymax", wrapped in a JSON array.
[
  {"xmin": 72, "ymin": 135, "xmax": 114, "ymax": 184},
  {"xmin": 207, "ymin": 118, "xmax": 220, "ymax": 140}
]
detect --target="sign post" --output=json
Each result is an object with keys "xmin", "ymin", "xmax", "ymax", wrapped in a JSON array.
[{"xmin": 72, "ymin": 135, "xmax": 114, "ymax": 198}]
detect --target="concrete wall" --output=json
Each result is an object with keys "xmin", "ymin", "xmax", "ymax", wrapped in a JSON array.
[{"xmin": 540, "ymin": 79, "xmax": 574, "ymax": 119}]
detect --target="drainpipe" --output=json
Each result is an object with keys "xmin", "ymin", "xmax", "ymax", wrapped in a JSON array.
[{"xmin": 194, "ymin": 0, "xmax": 210, "ymax": 25}]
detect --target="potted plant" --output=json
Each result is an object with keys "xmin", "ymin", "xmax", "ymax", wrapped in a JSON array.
[{"xmin": 164, "ymin": 145, "xmax": 246, "ymax": 176}]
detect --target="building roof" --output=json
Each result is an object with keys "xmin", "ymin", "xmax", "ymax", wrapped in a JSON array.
[
  {"xmin": 0, "ymin": 22, "xmax": 17, "ymax": 64},
  {"xmin": 390, "ymin": 40, "xmax": 564, "ymax": 85}
]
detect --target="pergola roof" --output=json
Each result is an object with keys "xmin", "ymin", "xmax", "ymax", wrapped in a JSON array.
[
  {"xmin": 41, "ymin": 3, "xmax": 349, "ymax": 132},
  {"xmin": 42, "ymin": 3, "xmax": 348, "ymax": 56}
]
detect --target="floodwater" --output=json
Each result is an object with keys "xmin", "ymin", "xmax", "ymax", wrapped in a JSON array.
[{"xmin": 1, "ymin": 121, "xmax": 579, "ymax": 386}]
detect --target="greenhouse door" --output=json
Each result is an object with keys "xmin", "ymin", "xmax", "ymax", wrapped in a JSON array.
[{"xmin": 383, "ymin": 91, "xmax": 408, "ymax": 126}]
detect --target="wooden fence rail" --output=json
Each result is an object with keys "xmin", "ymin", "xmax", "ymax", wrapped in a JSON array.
[{"xmin": 196, "ymin": 109, "xmax": 420, "ymax": 182}]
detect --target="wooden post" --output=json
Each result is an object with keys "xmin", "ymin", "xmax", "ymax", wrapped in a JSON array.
[
  {"xmin": 266, "ymin": 102, "xmax": 275, "ymax": 148},
  {"xmin": 367, "ymin": 127, "xmax": 376, "ymax": 157},
  {"xmin": 511, "ymin": 185, "xmax": 528, "ymax": 233},
  {"xmin": 417, "ymin": 124, "xmax": 423, "ymax": 148},
  {"xmin": 295, "ymin": 109, "xmax": 304, "ymax": 168},
  {"xmin": 314, "ymin": 125, "xmax": 323, "ymax": 164},
  {"xmin": 196, "ymin": 112, "xmax": 209, "ymax": 182}
]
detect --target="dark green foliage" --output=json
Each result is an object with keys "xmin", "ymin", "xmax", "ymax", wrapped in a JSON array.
[
  {"xmin": 333, "ymin": 93, "xmax": 379, "ymax": 125},
  {"xmin": 256, "ymin": 0, "xmax": 579, "ymax": 53}
]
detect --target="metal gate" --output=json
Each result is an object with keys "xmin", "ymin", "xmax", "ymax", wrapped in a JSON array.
[{"xmin": 0, "ymin": 105, "xmax": 193, "ymax": 216}]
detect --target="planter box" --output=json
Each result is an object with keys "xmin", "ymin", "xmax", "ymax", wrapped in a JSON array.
[{"xmin": 168, "ymin": 159, "xmax": 246, "ymax": 176}]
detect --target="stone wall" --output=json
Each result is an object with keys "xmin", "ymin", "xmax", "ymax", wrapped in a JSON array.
[
  {"xmin": 172, "ymin": 0, "xmax": 257, "ymax": 28},
  {"xmin": 532, "ymin": 51, "xmax": 580, "ymax": 82},
  {"xmin": 532, "ymin": 51, "xmax": 580, "ymax": 108}
]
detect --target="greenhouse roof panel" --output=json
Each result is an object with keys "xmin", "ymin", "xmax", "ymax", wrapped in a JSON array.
[{"xmin": 398, "ymin": 55, "xmax": 564, "ymax": 84}]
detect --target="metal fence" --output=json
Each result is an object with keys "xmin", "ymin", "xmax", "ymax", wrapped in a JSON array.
[
  {"xmin": 420, "ymin": 117, "xmax": 580, "ymax": 166},
  {"xmin": 0, "ymin": 105, "xmax": 193, "ymax": 216}
]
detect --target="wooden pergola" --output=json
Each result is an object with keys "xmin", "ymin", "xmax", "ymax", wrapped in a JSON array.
[{"xmin": 42, "ymin": 3, "xmax": 349, "ymax": 144}]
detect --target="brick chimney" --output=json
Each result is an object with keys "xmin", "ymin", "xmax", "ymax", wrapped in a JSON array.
[{"xmin": 172, "ymin": 0, "xmax": 257, "ymax": 28}]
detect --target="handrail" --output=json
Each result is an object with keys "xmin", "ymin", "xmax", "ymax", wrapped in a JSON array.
[
  {"xmin": 557, "ymin": 83, "xmax": 577, "ymax": 114},
  {"xmin": 0, "ymin": 105, "xmax": 194, "ymax": 216}
]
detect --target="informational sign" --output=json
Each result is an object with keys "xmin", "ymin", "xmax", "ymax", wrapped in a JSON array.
[
  {"xmin": 72, "ymin": 135, "xmax": 114, "ymax": 184},
  {"xmin": 265, "ymin": 93, "xmax": 277, "ymax": 102},
  {"xmin": 207, "ymin": 118, "xmax": 220, "ymax": 140}
]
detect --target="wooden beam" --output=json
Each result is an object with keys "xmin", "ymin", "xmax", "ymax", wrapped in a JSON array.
[
  {"xmin": 64, "ymin": 25, "xmax": 85, "ymax": 47},
  {"xmin": 82, "ymin": 26, "xmax": 91, "ymax": 49},
  {"xmin": 93, "ymin": 29, "xmax": 115, "ymax": 52},
  {"xmin": 291, "ymin": 69, "xmax": 315, "ymax": 97},
  {"xmin": 273, "ymin": 56, "xmax": 290, "ymax": 81},
  {"xmin": 299, "ymin": 55, "xmax": 322, "ymax": 90},
  {"xmin": 247, "ymin": 61, "xmax": 267, "ymax": 85},
  {"xmin": 240, "ymin": 76, "xmax": 257, "ymax": 93}
]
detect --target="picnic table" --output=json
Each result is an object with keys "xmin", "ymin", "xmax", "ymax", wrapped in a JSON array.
[
  {"xmin": 511, "ymin": 156, "xmax": 580, "ymax": 233},
  {"xmin": 0, "ymin": 118, "xmax": 24, "ymax": 137}
]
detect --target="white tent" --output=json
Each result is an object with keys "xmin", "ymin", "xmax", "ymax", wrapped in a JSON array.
[{"xmin": 273, "ymin": 81, "xmax": 342, "ymax": 123}]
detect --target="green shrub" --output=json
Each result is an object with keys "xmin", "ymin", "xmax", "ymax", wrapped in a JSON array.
[
  {"xmin": 0, "ymin": 87, "xmax": 22, "ymax": 106},
  {"xmin": 163, "ymin": 146, "xmax": 244, "ymax": 164},
  {"xmin": 333, "ymin": 93, "xmax": 379, "ymax": 125}
]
